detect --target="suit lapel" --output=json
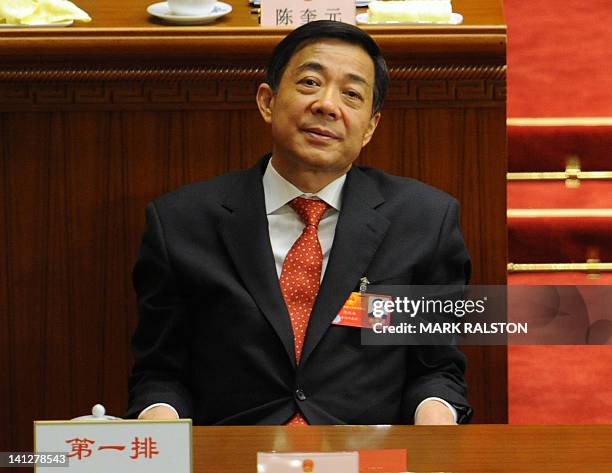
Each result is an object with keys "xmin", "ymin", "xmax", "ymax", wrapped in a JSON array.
[
  {"xmin": 218, "ymin": 157, "xmax": 297, "ymax": 368},
  {"xmin": 300, "ymin": 166, "xmax": 390, "ymax": 365}
]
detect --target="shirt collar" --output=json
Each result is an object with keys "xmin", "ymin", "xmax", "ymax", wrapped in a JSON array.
[{"xmin": 263, "ymin": 159, "xmax": 345, "ymax": 214}]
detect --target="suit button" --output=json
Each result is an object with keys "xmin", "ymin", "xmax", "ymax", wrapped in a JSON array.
[{"xmin": 295, "ymin": 389, "xmax": 307, "ymax": 401}]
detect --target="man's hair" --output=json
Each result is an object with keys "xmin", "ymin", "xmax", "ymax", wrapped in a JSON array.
[{"xmin": 265, "ymin": 20, "xmax": 390, "ymax": 115}]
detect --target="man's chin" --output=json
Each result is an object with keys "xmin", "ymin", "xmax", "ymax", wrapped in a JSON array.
[
  {"xmin": 294, "ymin": 154, "xmax": 352, "ymax": 175},
  {"xmin": 271, "ymin": 146, "xmax": 356, "ymax": 175}
]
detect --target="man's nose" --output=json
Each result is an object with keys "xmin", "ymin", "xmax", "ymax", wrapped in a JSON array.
[{"xmin": 311, "ymin": 89, "xmax": 341, "ymax": 120}]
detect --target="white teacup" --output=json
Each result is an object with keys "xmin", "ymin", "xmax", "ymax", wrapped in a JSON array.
[{"xmin": 167, "ymin": 0, "xmax": 216, "ymax": 16}]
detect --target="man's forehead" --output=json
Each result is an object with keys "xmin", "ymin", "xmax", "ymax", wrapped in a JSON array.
[{"xmin": 287, "ymin": 39, "xmax": 375, "ymax": 81}]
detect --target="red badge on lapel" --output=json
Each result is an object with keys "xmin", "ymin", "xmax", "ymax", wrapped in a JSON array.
[{"xmin": 333, "ymin": 292, "xmax": 393, "ymax": 328}]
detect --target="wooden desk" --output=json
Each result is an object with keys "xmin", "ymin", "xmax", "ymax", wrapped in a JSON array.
[
  {"xmin": 0, "ymin": 0, "xmax": 504, "ymax": 63},
  {"xmin": 193, "ymin": 425, "xmax": 612, "ymax": 472},
  {"xmin": 0, "ymin": 0, "xmax": 507, "ymax": 455}
]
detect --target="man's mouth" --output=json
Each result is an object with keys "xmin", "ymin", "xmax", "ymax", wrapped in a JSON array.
[{"xmin": 302, "ymin": 127, "xmax": 339, "ymax": 140}]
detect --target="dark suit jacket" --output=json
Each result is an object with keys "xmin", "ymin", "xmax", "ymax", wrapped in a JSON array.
[{"xmin": 127, "ymin": 155, "xmax": 473, "ymax": 424}]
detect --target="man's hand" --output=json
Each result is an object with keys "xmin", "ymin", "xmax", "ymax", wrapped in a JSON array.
[
  {"xmin": 138, "ymin": 405, "xmax": 179, "ymax": 420},
  {"xmin": 414, "ymin": 400, "xmax": 456, "ymax": 425}
]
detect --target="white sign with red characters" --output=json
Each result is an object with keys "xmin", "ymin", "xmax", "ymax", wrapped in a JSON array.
[{"xmin": 34, "ymin": 419, "xmax": 191, "ymax": 472}]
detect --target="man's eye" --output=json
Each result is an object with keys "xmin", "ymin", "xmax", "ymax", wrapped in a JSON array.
[
  {"xmin": 300, "ymin": 78, "xmax": 319, "ymax": 86},
  {"xmin": 345, "ymin": 90, "xmax": 363, "ymax": 100}
]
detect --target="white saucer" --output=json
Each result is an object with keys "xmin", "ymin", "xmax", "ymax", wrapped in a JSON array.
[
  {"xmin": 147, "ymin": 1, "xmax": 232, "ymax": 24},
  {"xmin": 0, "ymin": 20, "xmax": 73, "ymax": 28},
  {"xmin": 356, "ymin": 12, "xmax": 463, "ymax": 25}
]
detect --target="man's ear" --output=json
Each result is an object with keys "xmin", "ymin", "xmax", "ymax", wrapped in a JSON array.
[
  {"xmin": 361, "ymin": 112, "xmax": 381, "ymax": 148},
  {"xmin": 256, "ymin": 83, "xmax": 275, "ymax": 124}
]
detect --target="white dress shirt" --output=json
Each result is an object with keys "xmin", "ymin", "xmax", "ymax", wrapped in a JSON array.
[
  {"xmin": 140, "ymin": 160, "xmax": 456, "ymax": 423},
  {"xmin": 263, "ymin": 158, "xmax": 344, "ymax": 278}
]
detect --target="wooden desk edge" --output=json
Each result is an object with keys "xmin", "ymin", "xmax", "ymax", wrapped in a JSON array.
[{"xmin": 0, "ymin": 27, "xmax": 506, "ymax": 61}]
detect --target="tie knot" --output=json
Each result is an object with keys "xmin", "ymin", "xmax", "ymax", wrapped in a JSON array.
[{"xmin": 290, "ymin": 197, "xmax": 329, "ymax": 227}]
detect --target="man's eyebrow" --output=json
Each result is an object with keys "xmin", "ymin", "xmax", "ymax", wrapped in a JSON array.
[
  {"xmin": 295, "ymin": 61, "xmax": 324, "ymax": 74},
  {"xmin": 295, "ymin": 62, "xmax": 370, "ymax": 88},
  {"xmin": 346, "ymin": 73, "xmax": 369, "ymax": 88}
]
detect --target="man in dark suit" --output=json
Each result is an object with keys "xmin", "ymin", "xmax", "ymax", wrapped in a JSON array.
[{"xmin": 128, "ymin": 20, "xmax": 472, "ymax": 425}]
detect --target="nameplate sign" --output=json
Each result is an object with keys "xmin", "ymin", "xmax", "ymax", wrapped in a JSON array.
[
  {"xmin": 261, "ymin": 0, "xmax": 355, "ymax": 27},
  {"xmin": 258, "ymin": 449, "xmax": 407, "ymax": 472},
  {"xmin": 258, "ymin": 451, "xmax": 359, "ymax": 472},
  {"xmin": 34, "ymin": 419, "xmax": 192, "ymax": 473}
]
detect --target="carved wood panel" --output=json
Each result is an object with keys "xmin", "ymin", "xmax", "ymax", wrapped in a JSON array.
[
  {"xmin": 0, "ymin": 65, "xmax": 505, "ymax": 111},
  {"xmin": 0, "ymin": 80, "xmax": 505, "ymax": 109}
]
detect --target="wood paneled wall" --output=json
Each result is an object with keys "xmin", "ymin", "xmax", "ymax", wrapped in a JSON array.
[{"xmin": 0, "ymin": 66, "xmax": 506, "ymax": 454}]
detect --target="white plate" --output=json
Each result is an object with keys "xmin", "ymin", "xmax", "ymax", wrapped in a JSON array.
[
  {"xmin": 147, "ymin": 1, "xmax": 232, "ymax": 24},
  {"xmin": 0, "ymin": 20, "xmax": 73, "ymax": 28},
  {"xmin": 356, "ymin": 11, "xmax": 463, "ymax": 25}
]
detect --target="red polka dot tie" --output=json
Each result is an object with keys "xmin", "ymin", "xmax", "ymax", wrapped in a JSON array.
[{"xmin": 281, "ymin": 197, "xmax": 329, "ymax": 426}]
